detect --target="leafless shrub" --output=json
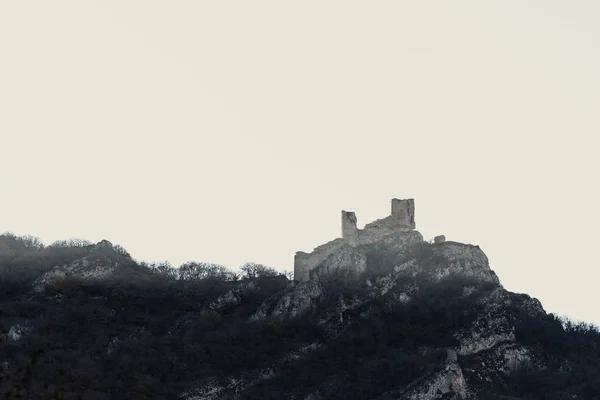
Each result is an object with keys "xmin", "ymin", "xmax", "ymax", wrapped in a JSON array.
[
  {"xmin": 0, "ymin": 233, "xmax": 45, "ymax": 251},
  {"xmin": 140, "ymin": 261, "xmax": 178, "ymax": 280},
  {"xmin": 239, "ymin": 262, "xmax": 279, "ymax": 280},
  {"xmin": 112, "ymin": 244, "xmax": 130, "ymax": 257},
  {"xmin": 178, "ymin": 261, "xmax": 238, "ymax": 281},
  {"xmin": 282, "ymin": 269, "xmax": 294, "ymax": 281},
  {"xmin": 49, "ymin": 238, "xmax": 92, "ymax": 248}
]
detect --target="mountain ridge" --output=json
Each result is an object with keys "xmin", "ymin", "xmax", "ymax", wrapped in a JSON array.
[{"xmin": 1, "ymin": 200, "xmax": 599, "ymax": 399}]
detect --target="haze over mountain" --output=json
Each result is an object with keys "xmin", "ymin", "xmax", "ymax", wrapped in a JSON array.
[
  {"xmin": 1, "ymin": 199, "xmax": 599, "ymax": 399},
  {"xmin": 1, "ymin": 2, "xmax": 599, "ymax": 328}
]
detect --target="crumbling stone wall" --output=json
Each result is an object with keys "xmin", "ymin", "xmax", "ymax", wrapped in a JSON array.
[
  {"xmin": 391, "ymin": 198, "xmax": 416, "ymax": 229},
  {"xmin": 294, "ymin": 198, "xmax": 418, "ymax": 282},
  {"xmin": 294, "ymin": 239, "xmax": 347, "ymax": 282},
  {"xmin": 341, "ymin": 211, "xmax": 358, "ymax": 246}
]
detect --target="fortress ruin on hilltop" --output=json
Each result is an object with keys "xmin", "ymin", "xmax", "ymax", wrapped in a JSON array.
[{"xmin": 294, "ymin": 199, "xmax": 420, "ymax": 282}]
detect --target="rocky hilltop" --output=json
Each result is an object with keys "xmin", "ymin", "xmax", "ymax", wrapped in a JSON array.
[
  {"xmin": 294, "ymin": 198, "xmax": 499, "ymax": 286},
  {"xmin": 1, "ymin": 200, "xmax": 599, "ymax": 399}
]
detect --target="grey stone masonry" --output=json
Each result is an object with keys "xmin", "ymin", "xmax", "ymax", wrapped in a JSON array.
[
  {"xmin": 341, "ymin": 211, "xmax": 358, "ymax": 245},
  {"xmin": 294, "ymin": 199, "xmax": 417, "ymax": 282}
]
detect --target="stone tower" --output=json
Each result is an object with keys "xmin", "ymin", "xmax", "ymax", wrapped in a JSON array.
[
  {"xmin": 341, "ymin": 211, "xmax": 358, "ymax": 246},
  {"xmin": 391, "ymin": 198, "xmax": 416, "ymax": 229}
]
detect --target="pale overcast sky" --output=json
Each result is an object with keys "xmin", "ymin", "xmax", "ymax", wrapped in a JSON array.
[{"xmin": 1, "ymin": 2, "xmax": 599, "ymax": 325}]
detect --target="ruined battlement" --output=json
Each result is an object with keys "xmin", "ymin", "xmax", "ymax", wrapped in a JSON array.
[
  {"xmin": 294, "ymin": 198, "xmax": 418, "ymax": 282},
  {"xmin": 341, "ymin": 211, "xmax": 358, "ymax": 246}
]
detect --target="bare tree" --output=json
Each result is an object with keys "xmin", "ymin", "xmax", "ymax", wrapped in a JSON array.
[
  {"xmin": 282, "ymin": 269, "xmax": 294, "ymax": 281},
  {"xmin": 0, "ymin": 233, "xmax": 44, "ymax": 251},
  {"xmin": 49, "ymin": 238, "xmax": 92, "ymax": 248},
  {"xmin": 140, "ymin": 261, "xmax": 178, "ymax": 279},
  {"xmin": 18, "ymin": 235, "xmax": 45, "ymax": 251},
  {"xmin": 177, "ymin": 262, "xmax": 237, "ymax": 281},
  {"xmin": 113, "ymin": 244, "xmax": 131, "ymax": 257},
  {"xmin": 239, "ymin": 262, "xmax": 279, "ymax": 279}
]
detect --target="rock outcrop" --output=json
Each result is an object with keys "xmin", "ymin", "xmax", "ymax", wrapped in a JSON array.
[
  {"xmin": 229, "ymin": 198, "xmax": 560, "ymax": 399},
  {"xmin": 434, "ymin": 235, "xmax": 446, "ymax": 244},
  {"xmin": 427, "ymin": 241, "xmax": 500, "ymax": 285},
  {"xmin": 31, "ymin": 240, "xmax": 132, "ymax": 292},
  {"xmin": 294, "ymin": 199, "xmax": 499, "ymax": 288},
  {"xmin": 379, "ymin": 361, "xmax": 467, "ymax": 400},
  {"xmin": 250, "ymin": 280, "xmax": 323, "ymax": 321}
]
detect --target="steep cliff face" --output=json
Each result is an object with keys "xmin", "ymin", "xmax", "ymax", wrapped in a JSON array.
[
  {"xmin": 189, "ymin": 222, "xmax": 596, "ymax": 400},
  {"xmin": 305, "ymin": 230, "xmax": 425, "ymax": 283},
  {"xmin": 430, "ymin": 242, "xmax": 499, "ymax": 285},
  {"xmin": 179, "ymin": 270, "xmax": 560, "ymax": 399},
  {"xmin": 378, "ymin": 361, "xmax": 467, "ymax": 400},
  {"xmin": 257, "ymin": 238, "xmax": 500, "ymax": 324}
]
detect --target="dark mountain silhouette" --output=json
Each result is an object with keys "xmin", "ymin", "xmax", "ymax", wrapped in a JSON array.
[{"xmin": 1, "ymin": 226, "xmax": 599, "ymax": 399}]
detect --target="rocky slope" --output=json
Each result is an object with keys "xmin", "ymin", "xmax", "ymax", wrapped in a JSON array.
[
  {"xmin": 29, "ymin": 240, "xmax": 133, "ymax": 292},
  {"xmin": 1, "ymin": 232, "xmax": 599, "ymax": 399},
  {"xmin": 212, "ymin": 239, "xmax": 549, "ymax": 399}
]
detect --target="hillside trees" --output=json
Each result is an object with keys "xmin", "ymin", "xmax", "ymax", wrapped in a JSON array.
[
  {"xmin": 239, "ymin": 262, "xmax": 280, "ymax": 279},
  {"xmin": 138, "ymin": 261, "xmax": 178, "ymax": 280},
  {"xmin": 48, "ymin": 238, "xmax": 92, "ymax": 248},
  {"xmin": 178, "ymin": 261, "xmax": 238, "ymax": 282},
  {"xmin": 0, "ymin": 232, "xmax": 45, "ymax": 253}
]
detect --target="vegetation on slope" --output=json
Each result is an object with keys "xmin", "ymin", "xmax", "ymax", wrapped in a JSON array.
[{"xmin": 1, "ymin": 233, "xmax": 599, "ymax": 399}]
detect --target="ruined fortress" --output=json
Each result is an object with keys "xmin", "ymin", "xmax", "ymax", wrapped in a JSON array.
[{"xmin": 294, "ymin": 199, "xmax": 421, "ymax": 282}]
